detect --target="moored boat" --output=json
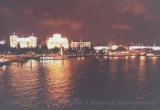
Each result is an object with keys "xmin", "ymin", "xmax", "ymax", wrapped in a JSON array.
[
  {"xmin": 39, "ymin": 45, "xmax": 65, "ymax": 60},
  {"xmin": 40, "ymin": 54, "xmax": 64, "ymax": 60}
]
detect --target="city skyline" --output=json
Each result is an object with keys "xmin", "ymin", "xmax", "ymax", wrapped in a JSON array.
[
  {"xmin": 1, "ymin": 1, "xmax": 160, "ymax": 110},
  {"xmin": 0, "ymin": 0, "xmax": 160, "ymax": 43},
  {"xmin": 5, "ymin": 32, "xmax": 160, "ymax": 45}
]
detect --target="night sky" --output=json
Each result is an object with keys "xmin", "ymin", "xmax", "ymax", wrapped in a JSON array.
[{"xmin": 0, "ymin": 0, "xmax": 160, "ymax": 44}]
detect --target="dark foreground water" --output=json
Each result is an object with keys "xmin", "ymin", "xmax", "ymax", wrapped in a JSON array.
[{"xmin": 0, "ymin": 56, "xmax": 160, "ymax": 110}]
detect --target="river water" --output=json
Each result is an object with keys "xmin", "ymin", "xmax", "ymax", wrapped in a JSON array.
[{"xmin": 0, "ymin": 57, "xmax": 160, "ymax": 110}]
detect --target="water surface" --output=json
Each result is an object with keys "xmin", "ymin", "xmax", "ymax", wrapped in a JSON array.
[{"xmin": 0, "ymin": 57, "xmax": 160, "ymax": 110}]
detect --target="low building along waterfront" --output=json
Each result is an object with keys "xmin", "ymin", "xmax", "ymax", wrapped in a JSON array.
[{"xmin": 10, "ymin": 34, "xmax": 37, "ymax": 48}]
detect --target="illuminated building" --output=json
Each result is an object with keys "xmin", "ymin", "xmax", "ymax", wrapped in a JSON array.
[
  {"xmin": 10, "ymin": 34, "xmax": 37, "ymax": 48},
  {"xmin": 93, "ymin": 46, "xmax": 109, "ymax": 53},
  {"xmin": 46, "ymin": 34, "xmax": 69, "ymax": 49},
  {"xmin": 71, "ymin": 40, "xmax": 91, "ymax": 48},
  {"xmin": 93, "ymin": 46, "xmax": 109, "ymax": 50},
  {"xmin": 0, "ymin": 40, "xmax": 6, "ymax": 53},
  {"xmin": 0, "ymin": 40, "xmax": 5, "ymax": 45},
  {"xmin": 108, "ymin": 41, "xmax": 121, "ymax": 50},
  {"xmin": 129, "ymin": 45, "xmax": 160, "ymax": 51},
  {"xmin": 109, "ymin": 42, "xmax": 128, "ymax": 51},
  {"xmin": 110, "ymin": 45, "xmax": 119, "ymax": 50}
]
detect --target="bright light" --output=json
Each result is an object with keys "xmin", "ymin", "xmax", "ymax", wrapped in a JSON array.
[
  {"xmin": 0, "ymin": 40, "xmax": 5, "ymax": 45},
  {"xmin": 125, "ymin": 56, "xmax": 129, "ymax": 60},
  {"xmin": 152, "ymin": 46, "xmax": 160, "ymax": 51},
  {"xmin": 111, "ymin": 45, "xmax": 118, "ymax": 50},
  {"xmin": 140, "ymin": 56, "xmax": 146, "ymax": 60},
  {"xmin": 129, "ymin": 46, "xmax": 160, "ymax": 51},
  {"xmin": 71, "ymin": 41, "xmax": 91, "ymax": 48},
  {"xmin": 47, "ymin": 33, "xmax": 69, "ymax": 49},
  {"xmin": 10, "ymin": 35, "xmax": 37, "ymax": 48},
  {"xmin": 93, "ymin": 46, "xmax": 109, "ymax": 51},
  {"xmin": 131, "ymin": 55, "xmax": 136, "ymax": 58}
]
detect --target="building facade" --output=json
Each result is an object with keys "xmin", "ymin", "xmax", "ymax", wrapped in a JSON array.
[
  {"xmin": 0, "ymin": 40, "xmax": 5, "ymax": 45},
  {"xmin": 46, "ymin": 34, "xmax": 69, "ymax": 49},
  {"xmin": 70, "ymin": 40, "xmax": 91, "ymax": 48},
  {"xmin": 129, "ymin": 45, "xmax": 160, "ymax": 51},
  {"xmin": 10, "ymin": 34, "xmax": 37, "ymax": 48}
]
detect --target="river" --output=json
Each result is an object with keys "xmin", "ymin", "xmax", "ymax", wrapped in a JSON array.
[{"xmin": 0, "ymin": 57, "xmax": 160, "ymax": 110}]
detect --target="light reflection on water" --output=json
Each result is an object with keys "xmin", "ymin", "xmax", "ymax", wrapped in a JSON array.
[
  {"xmin": 0, "ymin": 57, "xmax": 160, "ymax": 110},
  {"xmin": 44, "ymin": 60, "xmax": 73, "ymax": 107}
]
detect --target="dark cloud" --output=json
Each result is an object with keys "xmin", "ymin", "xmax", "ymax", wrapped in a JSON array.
[
  {"xmin": 23, "ymin": 9, "xmax": 33, "ymax": 16},
  {"xmin": 0, "ymin": 6, "xmax": 15, "ymax": 17},
  {"xmin": 0, "ymin": 0, "xmax": 160, "ymax": 44},
  {"xmin": 111, "ymin": 24, "xmax": 134, "ymax": 30},
  {"xmin": 40, "ymin": 18, "xmax": 83, "ymax": 30},
  {"xmin": 115, "ymin": 0, "xmax": 153, "ymax": 20}
]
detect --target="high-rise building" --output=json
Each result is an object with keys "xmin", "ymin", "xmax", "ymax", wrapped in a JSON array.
[
  {"xmin": 46, "ymin": 34, "xmax": 69, "ymax": 49},
  {"xmin": 10, "ymin": 34, "xmax": 37, "ymax": 48}
]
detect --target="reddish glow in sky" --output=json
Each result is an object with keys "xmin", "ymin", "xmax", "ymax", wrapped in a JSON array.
[{"xmin": 0, "ymin": 0, "xmax": 160, "ymax": 43}]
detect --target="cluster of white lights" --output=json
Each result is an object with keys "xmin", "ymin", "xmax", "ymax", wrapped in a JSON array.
[
  {"xmin": 10, "ymin": 35, "xmax": 37, "ymax": 48},
  {"xmin": 129, "ymin": 46, "xmax": 160, "ymax": 51},
  {"xmin": 47, "ymin": 34, "xmax": 69, "ymax": 49}
]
